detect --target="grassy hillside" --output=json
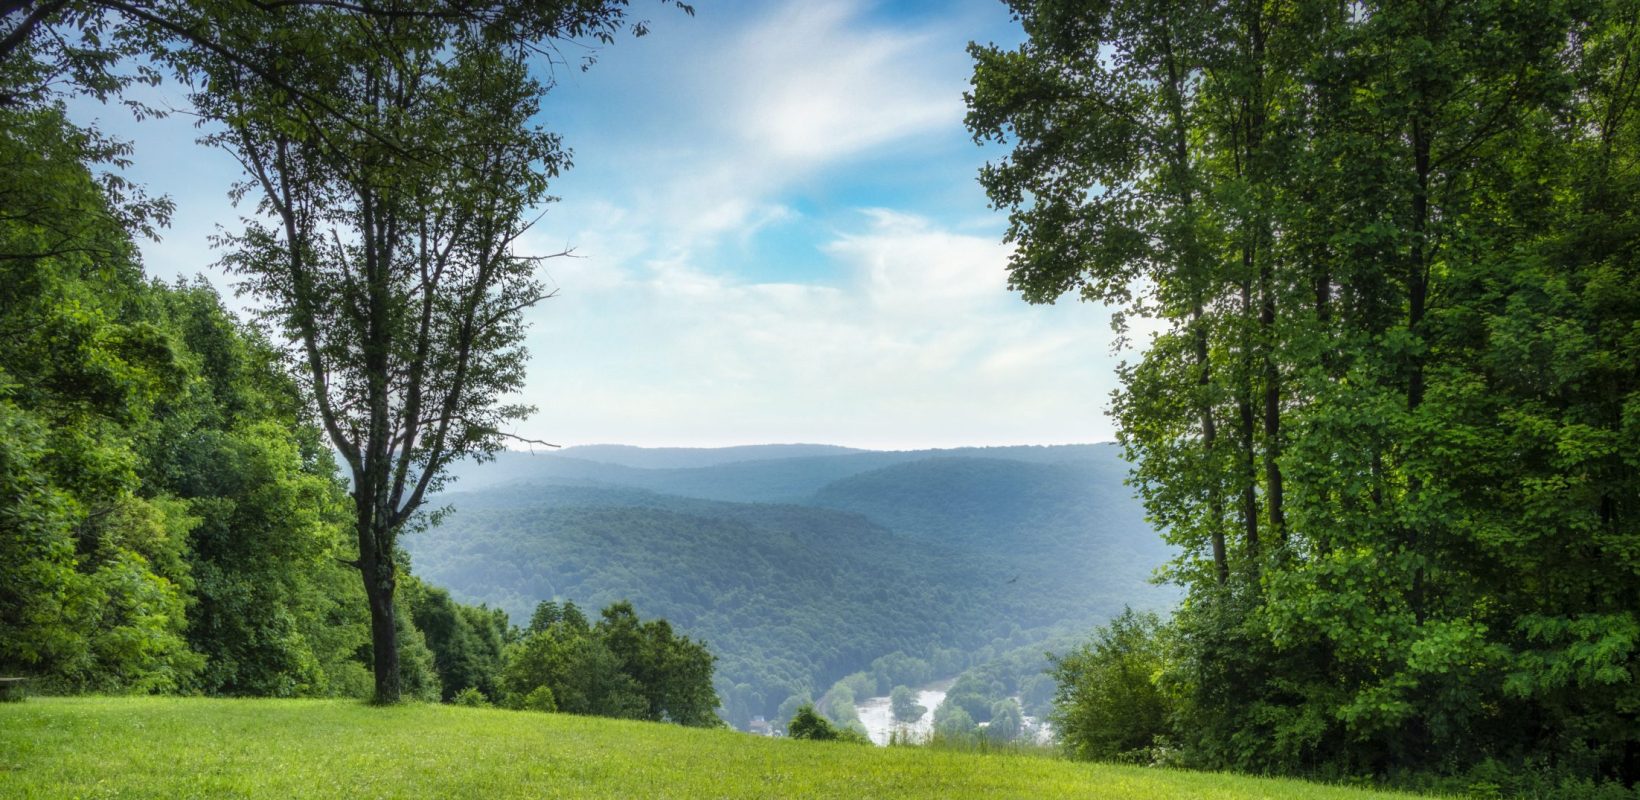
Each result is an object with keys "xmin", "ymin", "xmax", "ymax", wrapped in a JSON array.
[{"xmin": 0, "ymin": 697, "xmax": 1421, "ymax": 800}]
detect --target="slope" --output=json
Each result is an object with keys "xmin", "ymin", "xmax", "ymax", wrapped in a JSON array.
[
  {"xmin": 0, "ymin": 697, "xmax": 1424, "ymax": 800},
  {"xmin": 407, "ymin": 446, "xmax": 1174, "ymax": 729},
  {"xmin": 439, "ymin": 444, "xmax": 1122, "ymax": 503},
  {"xmin": 404, "ymin": 485, "xmax": 1015, "ymax": 723}
]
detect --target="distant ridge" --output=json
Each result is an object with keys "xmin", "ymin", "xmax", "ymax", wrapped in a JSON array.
[
  {"xmin": 555, "ymin": 443, "xmax": 867, "ymax": 470},
  {"xmin": 445, "ymin": 443, "xmax": 1126, "ymax": 503}
]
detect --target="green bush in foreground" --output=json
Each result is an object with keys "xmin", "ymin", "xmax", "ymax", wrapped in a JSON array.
[
  {"xmin": 1050, "ymin": 608, "xmax": 1168, "ymax": 763},
  {"xmin": 787, "ymin": 703, "xmax": 869, "ymax": 744}
]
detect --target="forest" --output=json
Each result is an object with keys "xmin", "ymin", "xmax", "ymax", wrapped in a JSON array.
[
  {"xmin": 407, "ymin": 447, "xmax": 1171, "ymax": 731},
  {"xmin": 967, "ymin": 0, "xmax": 1640, "ymax": 794},
  {"xmin": 0, "ymin": 0, "xmax": 720, "ymax": 721},
  {"xmin": 2, "ymin": 0, "xmax": 1638, "ymax": 798}
]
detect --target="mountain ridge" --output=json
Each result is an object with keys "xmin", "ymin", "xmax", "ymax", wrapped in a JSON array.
[{"xmin": 407, "ymin": 442, "xmax": 1172, "ymax": 729}]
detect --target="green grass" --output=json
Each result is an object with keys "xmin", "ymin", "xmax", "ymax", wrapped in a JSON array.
[{"xmin": 0, "ymin": 697, "xmax": 1425, "ymax": 799}]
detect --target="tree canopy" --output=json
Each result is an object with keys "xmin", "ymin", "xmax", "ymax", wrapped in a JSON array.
[{"xmin": 970, "ymin": 0, "xmax": 1640, "ymax": 788}]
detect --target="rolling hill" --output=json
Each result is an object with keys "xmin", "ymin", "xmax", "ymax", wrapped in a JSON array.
[{"xmin": 405, "ymin": 443, "xmax": 1173, "ymax": 727}]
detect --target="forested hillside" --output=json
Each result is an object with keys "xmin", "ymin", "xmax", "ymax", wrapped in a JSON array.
[
  {"xmin": 407, "ymin": 446, "xmax": 1170, "ymax": 729},
  {"xmin": 0, "ymin": 106, "xmax": 385, "ymax": 697}
]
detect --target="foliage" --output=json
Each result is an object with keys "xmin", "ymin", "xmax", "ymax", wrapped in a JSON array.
[
  {"xmin": 788, "ymin": 703, "xmax": 868, "ymax": 744},
  {"xmin": 0, "ymin": 106, "xmax": 200, "ymax": 694},
  {"xmin": 932, "ymin": 704, "xmax": 977, "ymax": 741},
  {"xmin": 141, "ymin": 282, "xmax": 367, "ymax": 698},
  {"xmin": 0, "ymin": 106, "xmax": 450, "ymax": 702},
  {"xmin": 190, "ymin": 1, "xmax": 566, "ymax": 703},
  {"xmin": 404, "ymin": 578, "xmax": 511, "ymax": 702},
  {"xmin": 409, "ymin": 453, "xmax": 1168, "ymax": 729},
  {"xmin": 1050, "ymin": 609, "xmax": 1169, "ymax": 762},
  {"xmin": 986, "ymin": 699, "xmax": 1024, "ymax": 743},
  {"xmin": 0, "ymin": 1, "xmax": 690, "ymax": 115},
  {"xmin": 500, "ymin": 600, "xmax": 719, "ymax": 727},
  {"xmin": 970, "ymin": 0, "xmax": 1640, "ymax": 787},
  {"xmin": 520, "ymin": 685, "xmax": 557, "ymax": 713},
  {"xmin": 891, "ymin": 685, "xmax": 926, "ymax": 724}
]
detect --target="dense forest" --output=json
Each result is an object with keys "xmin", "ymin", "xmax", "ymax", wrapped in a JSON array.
[
  {"xmin": 1, "ymin": 111, "xmax": 386, "ymax": 697},
  {"xmin": 968, "ymin": 0, "xmax": 1640, "ymax": 794},
  {"xmin": 5, "ymin": 0, "xmax": 1639, "ymax": 797},
  {"xmin": 407, "ymin": 447, "xmax": 1172, "ymax": 730},
  {"xmin": 0, "ymin": 109, "xmax": 717, "ymax": 724}
]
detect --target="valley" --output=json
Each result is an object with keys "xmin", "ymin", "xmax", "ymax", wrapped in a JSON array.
[{"xmin": 406, "ymin": 443, "xmax": 1175, "ymax": 733}]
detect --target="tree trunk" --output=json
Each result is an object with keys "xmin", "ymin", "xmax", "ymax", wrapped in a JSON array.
[
  {"xmin": 1261, "ymin": 265, "xmax": 1285, "ymax": 544},
  {"xmin": 363, "ymin": 546, "xmax": 401, "ymax": 704}
]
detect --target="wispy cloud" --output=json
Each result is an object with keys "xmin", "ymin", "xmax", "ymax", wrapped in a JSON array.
[{"xmin": 725, "ymin": 1, "xmax": 961, "ymax": 164}]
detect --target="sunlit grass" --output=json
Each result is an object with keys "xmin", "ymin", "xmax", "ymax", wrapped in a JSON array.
[{"xmin": 0, "ymin": 697, "xmax": 1427, "ymax": 799}]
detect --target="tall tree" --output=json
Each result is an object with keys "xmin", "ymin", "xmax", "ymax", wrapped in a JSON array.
[
  {"xmin": 971, "ymin": 0, "xmax": 1639, "ymax": 784},
  {"xmin": 190, "ymin": 4, "xmax": 621, "ymax": 703}
]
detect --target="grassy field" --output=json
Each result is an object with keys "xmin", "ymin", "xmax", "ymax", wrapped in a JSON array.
[{"xmin": 0, "ymin": 697, "xmax": 1425, "ymax": 799}]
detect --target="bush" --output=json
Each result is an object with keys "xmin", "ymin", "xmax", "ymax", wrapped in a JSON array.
[
  {"xmin": 933, "ymin": 704, "xmax": 976, "ymax": 740},
  {"xmin": 521, "ymin": 685, "xmax": 556, "ymax": 713},
  {"xmin": 787, "ymin": 703, "xmax": 869, "ymax": 744},
  {"xmin": 986, "ymin": 699, "xmax": 1023, "ymax": 742},
  {"xmin": 1050, "ymin": 607, "xmax": 1169, "ymax": 762},
  {"xmin": 451, "ymin": 687, "xmax": 490, "ymax": 707},
  {"xmin": 788, "ymin": 703, "xmax": 839, "ymax": 740}
]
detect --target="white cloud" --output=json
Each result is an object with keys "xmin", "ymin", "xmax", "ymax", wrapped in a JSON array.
[
  {"xmin": 540, "ymin": 0, "xmax": 978, "ymax": 267},
  {"xmin": 498, "ymin": 1, "xmax": 1126, "ymax": 448},
  {"xmin": 727, "ymin": 1, "xmax": 961, "ymax": 164},
  {"xmin": 826, "ymin": 208, "xmax": 1012, "ymax": 313},
  {"xmin": 514, "ymin": 207, "xmax": 1124, "ymax": 448}
]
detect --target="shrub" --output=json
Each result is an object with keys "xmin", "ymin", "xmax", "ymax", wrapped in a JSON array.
[
  {"xmin": 521, "ymin": 685, "xmax": 557, "ymax": 713},
  {"xmin": 788, "ymin": 703, "xmax": 840, "ymax": 740},
  {"xmin": 787, "ymin": 703, "xmax": 870, "ymax": 744},
  {"xmin": 890, "ymin": 685, "xmax": 926, "ymax": 723},
  {"xmin": 1050, "ymin": 607, "xmax": 1169, "ymax": 762},
  {"xmin": 451, "ymin": 687, "xmax": 490, "ymax": 707}
]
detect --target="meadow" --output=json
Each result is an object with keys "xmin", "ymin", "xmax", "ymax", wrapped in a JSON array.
[{"xmin": 0, "ymin": 697, "xmax": 1426, "ymax": 799}]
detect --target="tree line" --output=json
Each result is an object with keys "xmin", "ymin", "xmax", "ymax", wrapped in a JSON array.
[
  {"xmin": 0, "ymin": 122, "xmax": 716, "ymax": 722},
  {"xmin": 969, "ymin": 0, "xmax": 1639, "ymax": 793},
  {"xmin": 2, "ymin": 0, "xmax": 720, "ymax": 717}
]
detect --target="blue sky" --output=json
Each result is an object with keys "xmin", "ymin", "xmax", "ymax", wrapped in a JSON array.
[{"xmin": 68, "ymin": 0, "xmax": 1138, "ymax": 450}]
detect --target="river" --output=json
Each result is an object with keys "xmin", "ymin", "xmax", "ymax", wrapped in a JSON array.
[{"xmin": 853, "ymin": 678, "xmax": 953, "ymax": 746}]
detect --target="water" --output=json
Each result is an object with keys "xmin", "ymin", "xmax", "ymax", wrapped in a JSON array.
[
  {"xmin": 853, "ymin": 678, "xmax": 953, "ymax": 746},
  {"xmin": 854, "ymin": 678, "xmax": 1057, "ymax": 746}
]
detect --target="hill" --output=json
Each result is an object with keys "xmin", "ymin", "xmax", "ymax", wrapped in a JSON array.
[
  {"xmin": 811, "ymin": 456, "xmax": 1166, "ymax": 592},
  {"xmin": 440, "ymin": 444, "xmax": 1124, "ymax": 503},
  {"xmin": 406, "ymin": 445, "xmax": 1174, "ymax": 729},
  {"xmin": 554, "ymin": 443, "xmax": 868, "ymax": 469},
  {"xmin": 0, "ymin": 697, "xmax": 1421, "ymax": 799},
  {"xmin": 405, "ymin": 485, "xmax": 1022, "ymax": 725}
]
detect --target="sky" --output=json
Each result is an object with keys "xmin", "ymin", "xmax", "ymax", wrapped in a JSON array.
[{"xmin": 66, "ymin": 0, "xmax": 1138, "ymax": 451}]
